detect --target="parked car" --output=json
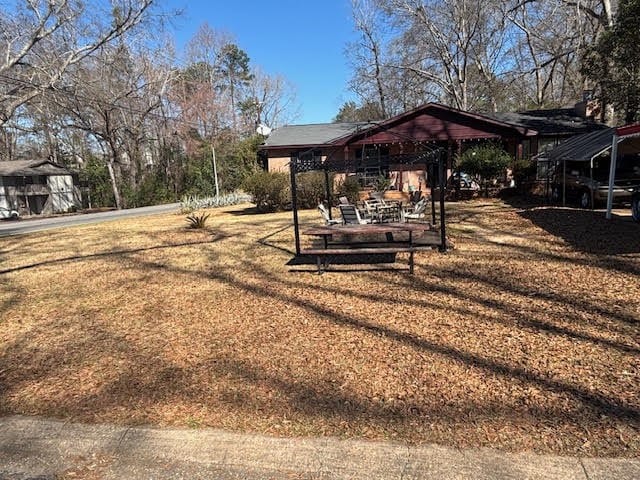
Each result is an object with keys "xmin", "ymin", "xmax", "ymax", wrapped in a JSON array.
[
  {"xmin": 448, "ymin": 172, "xmax": 480, "ymax": 190},
  {"xmin": 551, "ymin": 156, "xmax": 640, "ymax": 208},
  {"xmin": 632, "ymin": 187, "xmax": 640, "ymax": 222},
  {"xmin": 0, "ymin": 206, "xmax": 20, "ymax": 220}
]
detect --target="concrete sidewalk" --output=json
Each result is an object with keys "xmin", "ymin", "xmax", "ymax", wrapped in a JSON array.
[{"xmin": 0, "ymin": 416, "xmax": 638, "ymax": 479}]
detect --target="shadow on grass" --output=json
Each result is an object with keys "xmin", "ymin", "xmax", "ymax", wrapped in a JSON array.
[
  {"xmin": 257, "ymin": 224, "xmax": 296, "ymax": 256},
  {"xmin": 515, "ymin": 206, "xmax": 640, "ymax": 255},
  {"xmin": 0, "ymin": 236, "xmax": 227, "ymax": 275},
  {"xmin": 117, "ymin": 252, "xmax": 640, "ymax": 426},
  {"xmin": 226, "ymin": 206, "xmax": 276, "ymax": 216}
]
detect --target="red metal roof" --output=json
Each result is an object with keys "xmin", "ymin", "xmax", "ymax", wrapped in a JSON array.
[{"xmin": 616, "ymin": 123, "xmax": 640, "ymax": 137}]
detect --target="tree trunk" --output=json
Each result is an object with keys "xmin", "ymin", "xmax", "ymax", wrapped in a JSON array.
[{"xmin": 106, "ymin": 160, "xmax": 122, "ymax": 210}]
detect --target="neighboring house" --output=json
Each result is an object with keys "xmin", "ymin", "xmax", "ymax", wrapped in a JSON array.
[
  {"xmin": 0, "ymin": 160, "xmax": 79, "ymax": 216},
  {"xmin": 259, "ymin": 102, "xmax": 605, "ymax": 192}
]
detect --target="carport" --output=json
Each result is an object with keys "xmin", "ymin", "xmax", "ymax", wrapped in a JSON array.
[
  {"xmin": 536, "ymin": 126, "xmax": 640, "ymax": 211},
  {"xmin": 605, "ymin": 124, "xmax": 640, "ymax": 219}
]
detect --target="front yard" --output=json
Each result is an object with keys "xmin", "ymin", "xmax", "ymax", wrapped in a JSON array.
[{"xmin": 0, "ymin": 199, "xmax": 638, "ymax": 457}]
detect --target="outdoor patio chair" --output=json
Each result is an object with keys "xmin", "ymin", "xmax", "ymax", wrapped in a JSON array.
[
  {"xmin": 318, "ymin": 203, "xmax": 340, "ymax": 225},
  {"xmin": 338, "ymin": 196, "xmax": 350, "ymax": 205},
  {"xmin": 339, "ymin": 204, "xmax": 371, "ymax": 224},
  {"xmin": 403, "ymin": 198, "xmax": 428, "ymax": 222}
]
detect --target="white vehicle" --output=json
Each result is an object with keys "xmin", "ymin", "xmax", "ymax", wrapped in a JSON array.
[{"xmin": 0, "ymin": 206, "xmax": 20, "ymax": 220}]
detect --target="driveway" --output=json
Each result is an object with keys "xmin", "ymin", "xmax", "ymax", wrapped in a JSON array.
[{"xmin": 0, "ymin": 203, "xmax": 180, "ymax": 237}]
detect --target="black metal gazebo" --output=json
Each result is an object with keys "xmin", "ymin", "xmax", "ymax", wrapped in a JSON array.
[{"xmin": 289, "ymin": 145, "xmax": 448, "ymax": 257}]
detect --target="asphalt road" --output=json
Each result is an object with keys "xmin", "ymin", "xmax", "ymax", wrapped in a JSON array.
[{"xmin": 0, "ymin": 203, "xmax": 181, "ymax": 237}]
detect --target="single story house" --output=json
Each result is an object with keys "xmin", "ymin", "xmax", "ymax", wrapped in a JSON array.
[
  {"xmin": 259, "ymin": 102, "xmax": 606, "ymax": 194},
  {"xmin": 0, "ymin": 160, "xmax": 80, "ymax": 216}
]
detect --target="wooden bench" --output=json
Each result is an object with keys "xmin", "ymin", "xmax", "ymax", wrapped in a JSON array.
[{"xmin": 300, "ymin": 246, "xmax": 419, "ymax": 274}]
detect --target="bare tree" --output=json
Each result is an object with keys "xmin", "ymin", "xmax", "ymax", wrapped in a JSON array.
[
  {"xmin": 378, "ymin": 0, "xmax": 507, "ymax": 111},
  {"xmin": 0, "ymin": 0, "xmax": 154, "ymax": 127},
  {"xmin": 504, "ymin": 0, "xmax": 603, "ymax": 108},
  {"xmin": 239, "ymin": 68, "xmax": 299, "ymax": 133},
  {"xmin": 348, "ymin": 0, "xmax": 391, "ymax": 117},
  {"xmin": 61, "ymin": 42, "xmax": 171, "ymax": 209}
]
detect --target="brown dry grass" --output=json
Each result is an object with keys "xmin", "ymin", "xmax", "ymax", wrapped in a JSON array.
[{"xmin": 0, "ymin": 199, "xmax": 638, "ymax": 457}]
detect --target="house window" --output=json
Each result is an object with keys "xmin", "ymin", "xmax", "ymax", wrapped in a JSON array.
[
  {"xmin": 355, "ymin": 165, "xmax": 389, "ymax": 188},
  {"xmin": 295, "ymin": 149, "xmax": 322, "ymax": 161},
  {"xmin": 354, "ymin": 145, "xmax": 390, "ymax": 187}
]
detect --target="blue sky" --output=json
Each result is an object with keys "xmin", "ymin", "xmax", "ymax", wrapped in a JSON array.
[{"xmin": 166, "ymin": 0, "xmax": 358, "ymax": 125}]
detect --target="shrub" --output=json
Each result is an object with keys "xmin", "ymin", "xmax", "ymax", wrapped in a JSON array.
[
  {"xmin": 242, "ymin": 171, "xmax": 290, "ymax": 212},
  {"xmin": 296, "ymin": 171, "xmax": 327, "ymax": 209},
  {"xmin": 125, "ymin": 170, "xmax": 176, "ymax": 208},
  {"xmin": 334, "ymin": 175, "xmax": 361, "ymax": 204},
  {"xmin": 186, "ymin": 212, "xmax": 210, "ymax": 229},
  {"xmin": 79, "ymin": 157, "xmax": 116, "ymax": 208},
  {"xmin": 512, "ymin": 158, "xmax": 537, "ymax": 187},
  {"xmin": 457, "ymin": 143, "xmax": 512, "ymax": 197},
  {"xmin": 373, "ymin": 174, "xmax": 393, "ymax": 192}
]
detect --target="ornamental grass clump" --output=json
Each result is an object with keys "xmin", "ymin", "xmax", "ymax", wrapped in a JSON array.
[
  {"xmin": 185, "ymin": 212, "xmax": 210, "ymax": 229},
  {"xmin": 180, "ymin": 192, "xmax": 250, "ymax": 213}
]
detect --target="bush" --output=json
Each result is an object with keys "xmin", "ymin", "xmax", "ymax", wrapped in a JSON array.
[
  {"xmin": 296, "ymin": 171, "xmax": 327, "ymax": 209},
  {"xmin": 242, "ymin": 171, "xmax": 290, "ymax": 212},
  {"xmin": 512, "ymin": 158, "xmax": 537, "ymax": 187},
  {"xmin": 373, "ymin": 174, "xmax": 392, "ymax": 192},
  {"xmin": 334, "ymin": 175, "xmax": 361, "ymax": 204},
  {"xmin": 457, "ymin": 143, "xmax": 512, "ymax": 197},
  {"xmin": 124, "ymin": 170, "xmax": 176, "ymax": 208}
]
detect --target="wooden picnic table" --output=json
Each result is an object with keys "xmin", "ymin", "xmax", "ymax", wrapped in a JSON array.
[{"xmin": 301, "ymin": 222, "xmax": 436, "ymax": 274}]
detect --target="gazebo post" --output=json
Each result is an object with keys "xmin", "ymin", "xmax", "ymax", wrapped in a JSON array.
[
  {"xmin": 290, "ymin": 159, "xmax": 301, "ymax": 256},
  {"xmin": 429, "ymin": 162, "xmax": 436, "ymax": 225},
  {"xmin": 438, "ymin": 152, "xmax": 447, "ymax": 252},
  {"xmin": 606, "ymin": 133, "xmax": 619, "ymax": 220},
  {"xmin": 324, "ymin": 167, "xmax": 332, "ymax": 219}
]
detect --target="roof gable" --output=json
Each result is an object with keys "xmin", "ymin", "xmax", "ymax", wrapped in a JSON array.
[{"xmin": 334, "ymin": 103, "xmax": 536, "ymax": 146}]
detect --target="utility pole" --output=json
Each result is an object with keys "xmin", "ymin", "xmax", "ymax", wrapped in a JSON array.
[{"xmin": 211, "ymin": 143, "xmax": 219, "ymax": 198}]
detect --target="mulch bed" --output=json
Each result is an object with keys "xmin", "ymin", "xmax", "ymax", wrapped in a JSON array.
[{"xmin": 0, "ymin": 199, "xmax": 638, "ymax": 457}]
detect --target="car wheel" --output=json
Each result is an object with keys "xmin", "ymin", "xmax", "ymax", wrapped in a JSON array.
[
  {"xmin": 632, "ymin": 194, "xmax": 640, "ymax": 222},
  {"xmin": 579, "ymin": 190, "xmax": 592, "ymax": 209}
]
